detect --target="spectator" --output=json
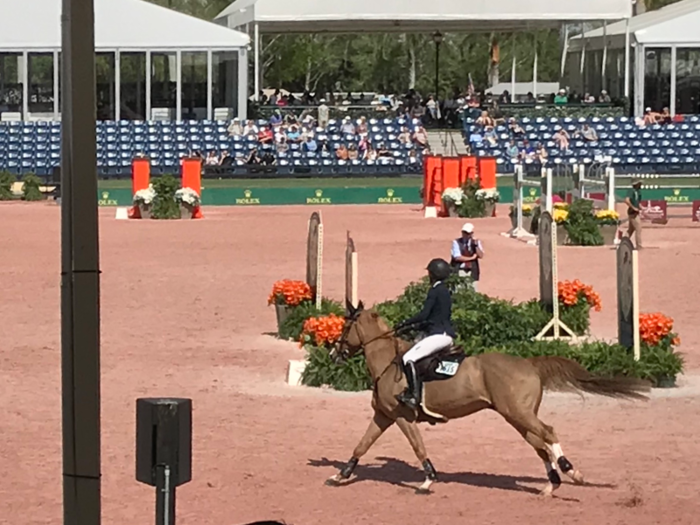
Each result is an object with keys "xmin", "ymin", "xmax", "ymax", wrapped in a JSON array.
[
  {"xmin": 576, "ymin": 124, "xmax": 598, "ymax": 142},
  {"xmin": 356, "ymin": 117, "xmax": 369, "ymax": 138},
  {"xmin": 599, "ymin": 90, "xmax": 611, "ymax": 103},
  {"xmin": 364, "ymin": 144, "xmax": 378, "ymax": 161},
  {"xmin": 227, "ymin": 118, "xmax": 243, "ymax": 136},
  {"xmin": 426, "ymin": 95, "xmax": 439, "ymax": 121},
  {"xmin": 398, "ymin": 126, "xmax": 412, "ymax": 144},
  {"xmin": 348, "ymin": 143, "xmax": 359, "ymax": 160},
  {"xmin": 287, "ymin": 125, "xmax": 301, "ymax": 143},
  {"xmin": 358, "ymin": 135, "xmax": 369, "ymax": 154},
  {"xmin": 377, "ymin": 143, "xmax": 392, "ymax": 158},
  {"xmin": 476, "ymin": 110, "xmax": 494, "ymax": 127},
  {"xmin": 304, "ymin": 135, "xmax": 318, "ymax": 153},
  {"xmin": 536, "ymin": 143, "xmax": 548, "ymax": 164},
  {"xmin": 413, "ymin": 125, "xmax": 429, "ymax": 149},
  {"xmin": 257, "ymin": 125, "xmax": 273, "ymax": 145},
  {"xmin": 483, "ymin": 126, "xmax": 498, "ymax": 146},
  {"xmin": 582, "ymin": 92, "xmax": 596, "ymax": 104},
  {"xmin": 554, "ymin": 89, "xmax": 568, "ymax": 105},
  {"xmin": 506, "ymin": 139, "xmax": 520, "ymax": 162},
  {"xmin": 205, "ymin": 151, "xmax": 219, "ymax": 166},
  {"xmin": 276, "ymin": 136, "xmax": 289, "ymax": 154},
  {"xmin": 498, "ymin": 91, "xmax": 511, "ymax": 105},
  {"xmin": 341, "ymin": 117, "xmax": 356, "ymax": 135},
  {"xmin": 269, "ymin": 109, "xmax": 283, "ymax": 127},
  {"xmin": 317, "ymin": 99, "xmax": 330, "ymax": 128},
  {"xmin": 659, "ymin": 107, "xmax": 672, "ymax": 124},
  {"xmin": 219, "ymin": 150, "xmax": 233, "ymax": 167},
  {"xmin": 408, "ymin": 149, "xmax": 419, "ymax": 165},
  {"xmin": 269, "ymin": 89, "xmax": 281, "ymax": 105},
  {"xmin": 520, "ymin": 139, "xmax": 536, "ymax": 161},
  {"xmin": 553, "ymin": 128, "xmax": 570, "ymax": 151},
  {"xmin": 468, "ymin": 128, "xmax": 483, "ymax": 150},
  {"xmin": 524, "ymin": 92, "xmax": 536, "ymax": 103},
  {"xmin": 243, "ymin": 119, "xmax": 258, "ymax": 136},
  {"xmin": 336, "ymin": 144, "xmax": 349, "ymax": 160},
  {"xmin": 643, "ymin": 108, "xmax": 659, "ymax": 125},
  {"xmin": 508, "ymin": 117, "xmax": 524, "ymax": 136}
]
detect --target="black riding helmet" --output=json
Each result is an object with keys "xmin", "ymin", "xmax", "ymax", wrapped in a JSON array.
[{"xmin": 426, "ymin": 258, "xmax": 451, "ymax": 282}]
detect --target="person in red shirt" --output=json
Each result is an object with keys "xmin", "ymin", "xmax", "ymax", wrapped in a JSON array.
[{"xmin": 258, "ymin": 126, "xmax": 273, "ymax": 144}]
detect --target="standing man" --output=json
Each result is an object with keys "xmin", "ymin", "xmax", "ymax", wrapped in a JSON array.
[
  {"xmin": 450, "ymin": 223, "xmax": 484, "ymax": 291},
  {"xmin": 624, "ymin": 179, "xmax": 643, "ymax": 249}
]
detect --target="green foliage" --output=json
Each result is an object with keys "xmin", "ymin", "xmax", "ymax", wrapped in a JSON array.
[
  {"xmin": 151, "ymin": 175, "xmax": 180, "ymax": 219},
  {"xmin": 0, "ymin": 171, "xmax": 15, "ymax": 200},
  {"xmin": 456, "ymin": 179, "xmax": 487, "ymax": 218},
  {"xmin": 301, "ymin": 345, "xmax": 373, "ymax": 391},
  {"xmin": 278, "ymin": 298, "xmax": 344, "ymax": 341},
  {"xmin": 21, "ymin": 174, "xmax": 44, "ymax": 201},
  {"xmin": 564, "ymin": 199, "xmax": 604, "ymax": 246}
]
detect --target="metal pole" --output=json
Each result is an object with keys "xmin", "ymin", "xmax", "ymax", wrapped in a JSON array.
[
  {"xmin": 624, "ymin": 18, "xmax": 631, "ymax": 98},
  {"xmin": 670, "ymin": 46, "xmax": 677, "ymax": 116},
  {"xmin": 254, "ymin": 23, "xmax": 260, "ymax": 101},
  {"xmin": 155, "ymin": 465, "xmax": 176, "ymax": 525},
  {"xmin": 434, "ymin": 41, "xmax": 440, "ymax": 100},
  {"xmin": 61, "ymin": 1, "xmax": 101, "ymax": 525}
]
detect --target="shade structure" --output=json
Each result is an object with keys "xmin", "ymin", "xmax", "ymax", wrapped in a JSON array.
[{"xmin": 215, "ymin": 0, "xmax": 632, "ymax": 34}]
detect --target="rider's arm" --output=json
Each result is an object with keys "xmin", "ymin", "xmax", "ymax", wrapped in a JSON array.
[{"xmin": 401, "ymin": 287, "xmax": 437, "ymax": 328}]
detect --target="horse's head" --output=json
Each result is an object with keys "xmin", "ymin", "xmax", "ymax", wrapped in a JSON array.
[{"xmin": 330, "ymin": 300, "xmax": 367, "ymax": 363}]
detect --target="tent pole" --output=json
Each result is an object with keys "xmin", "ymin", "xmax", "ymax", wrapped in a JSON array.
[
  {"xmin": 254, "ymin": 22, "xmax": 260, "ymax": 101},
  {"xmin": 624, "ymin": 18, "xmax": 631, "ymax": 98},
  {"xmin": 560, "ymin": 24, "xmax": 569, "ymax": 79},
  {"xmin": 61, "ymin": 0, "xmax": 102, "ymax": 525},
  {"xmin": 602, "ymin": 22, "xmax": 608, "ymax": 92}
]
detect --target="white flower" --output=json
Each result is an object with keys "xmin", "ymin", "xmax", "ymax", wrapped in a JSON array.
[
  {"xmin": 475, "ymin": 188, "xmax": 500, "ymax": 203},
  {"xmin": 133, "ymin": 185, "xmax": 156, "ymax": 205},
  {"xmin": 442, "ymin": 187, "xmax": 465, "ymax": 204},
  {"xmin": 175, "ymin": 187, "xmax": 201, "ymax": 207}
]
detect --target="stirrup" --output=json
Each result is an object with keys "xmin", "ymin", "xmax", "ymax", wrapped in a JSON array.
[{"xmin": 397, "ymin": 390, "xmax": 418, "ymax": 409}]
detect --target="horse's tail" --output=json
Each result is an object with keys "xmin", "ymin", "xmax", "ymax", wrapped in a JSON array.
[{"xmin": 527, "ymin": 356, "xmax": 651, "ymax": 401}]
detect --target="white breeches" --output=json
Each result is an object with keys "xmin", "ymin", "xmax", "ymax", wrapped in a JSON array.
[{"xmin": 402, "ymin": 333, "xmax": 454, "ymax": 365}]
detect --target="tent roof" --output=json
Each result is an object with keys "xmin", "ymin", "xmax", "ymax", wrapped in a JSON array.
[
  {"xmin": 0, "ymin": 0, "xmax": 249, "ymax": 52},
  {"xmin": 569, "ymin": 0, "xmax": 700, "ymax": 50},
  {"xmin": 215, "ymin": 0, "xmax": 632, "ymax": 34}
]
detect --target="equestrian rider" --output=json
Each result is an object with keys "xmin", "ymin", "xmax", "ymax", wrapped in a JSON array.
[{"xmin": 393, "ymin": 258, "xmax": 456, "ymax": 410}]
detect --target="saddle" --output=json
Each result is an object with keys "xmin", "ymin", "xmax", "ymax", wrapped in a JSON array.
[{"xmin": 414, "ymin": 345, "xmax": 467, "ymax": 383}]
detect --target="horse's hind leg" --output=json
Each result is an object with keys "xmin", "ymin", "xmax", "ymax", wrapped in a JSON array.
[
  {"xmin": 514, "ymin": 425, "xmax": 561, "ymax": 497},
  {"xmin": 326, "ymin": 410, "xmax": 394, "ymax": 486}
]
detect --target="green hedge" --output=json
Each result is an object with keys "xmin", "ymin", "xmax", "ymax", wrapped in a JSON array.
[
  {"xmin": 0, "ymin": 171, "xmax": 15, "ymax": 200},
  {"xmin": 278, "ymin": 298, "xmax": 344, "ymax": 341},
  {"xmin": 293, "ymin": 276, "xmax": 683, "ymax": 391}
]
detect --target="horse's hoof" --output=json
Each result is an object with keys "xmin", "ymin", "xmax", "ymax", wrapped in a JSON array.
[
  {"xmin": 570, "ymin": 470, "xmax": 585, "ymax": 485},
  {"xmin": 325, "ymin": 476, "xmax": 343, "ymax": 487}
]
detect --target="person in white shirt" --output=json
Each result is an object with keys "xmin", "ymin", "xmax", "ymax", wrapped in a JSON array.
[{"xmin": 450, "ymin": 223, "xmax": 484, "ymax": 292}]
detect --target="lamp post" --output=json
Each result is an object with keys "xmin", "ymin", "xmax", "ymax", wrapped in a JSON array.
[{"xmin": 432, "ymin": 31, "xmax": 443, "ymax": 101}]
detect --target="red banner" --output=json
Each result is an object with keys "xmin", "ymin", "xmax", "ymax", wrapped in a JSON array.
[
  {"xmin": 640, "ymin": 200, "xmax": 668, "ymax": 224},
  {"xmin": 693, "ymin": 200, "xmax": 700, "ymax": 222}
]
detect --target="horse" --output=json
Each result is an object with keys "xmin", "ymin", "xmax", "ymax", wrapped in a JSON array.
[{"xmin": 325, "ymin": 301, "xmax": 651, "ymax": 496}]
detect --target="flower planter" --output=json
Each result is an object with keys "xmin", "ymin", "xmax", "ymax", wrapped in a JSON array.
[
  {"xmin": 179, "ymin": 203, "xmax": 193, "ymax": 219},
  {"xmin": 555, "ymin": 224, "xmax": 568, "ymax": 245},
  {"xmin": 275, "ymin": 303, "xmax": 290, "ymax": 333},
  {"xmin": 484, "ymin": 202, "xmax": 496, "ymax": 218},
  {"xmin": 510, "ymin": 215, "xmax": 533, "ymax": 233},
  {"xmin": 138, "ymin": 204, "xmax": 152, "ymax": 219},
  {"xmin": 443, "ymin": 201, "xmax": 460, "ymax": 217},
  {"xmin": 599, "ymin": 224, "xmax": 619, "ymax": 245},
  {"xmin": 656, "ymin": 376, "xmax": 677, "ymax": 389}
]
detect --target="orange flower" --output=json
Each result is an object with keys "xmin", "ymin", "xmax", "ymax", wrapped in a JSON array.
[
  {"xmin": 300, "ymin": 314, "xmax": 346, "ymax": 347},
  {"xmin": 558, "ymin": 279, "xmax": 602, "ymax": 312},
  {"xmin": 268, "ymin": 280, "xmax": 313, "ymax": 306},
  {"xmin": 639, "ymin": 312, "xmax": 678, "ymax": 346}
]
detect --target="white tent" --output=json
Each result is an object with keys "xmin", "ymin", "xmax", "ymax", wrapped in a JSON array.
[
  {"xmin": 0, "ymin": 0, "xmax": 250, "ymax": 121},
  {"xmin": 0, "ymin": 0, "xmax": 249, "ymax": 50},
  {"xmin": 215, "ymin": 0, "xmax": 632, "ymax": 34}
]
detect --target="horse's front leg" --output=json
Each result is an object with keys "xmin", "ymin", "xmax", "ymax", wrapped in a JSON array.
[
  {"xmin": 325, "ymin": 410, "xmax": 394, "ymax": 486},
  {"xmin": 395, "ymin": 417, "xmax": 437, "ymax": 494}
]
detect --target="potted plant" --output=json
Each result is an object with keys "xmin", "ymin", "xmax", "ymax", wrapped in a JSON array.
[
  {"xmin": 175, "ymin": 187, "xmax": 200, "ymax": 219},
  {"xmin": 509, "ymin": 204, "xmax": 534, "ymax": 232},
  {"xmin": 553, "ymin": 207, "xmax": 569, "ymax": 246},
  {"xmin": 475, "ymin": 188, "xmax": 500, "ymax": 217},
  {"xmin": 133, "ymin": 185, "xmax": 156, "ymax": 219},
  {"xmin": 441, "ymin": 187, "xmax": 464, "ymax": 217},
  {"xmin": 268, "ymin": 279, "xmax": 314, "ymax": 333},
  {"xmin": 595, "ymin": 209, "xmax": 621, "ymax": 245}
]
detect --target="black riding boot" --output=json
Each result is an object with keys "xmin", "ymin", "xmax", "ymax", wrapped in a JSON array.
[{"xmin": 397, "ymin": 361, "xmax": 421, "ymax": 410}]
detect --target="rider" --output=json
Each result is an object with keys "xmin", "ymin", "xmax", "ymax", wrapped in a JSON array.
[{"xmin": 393, "ymin": 258, "xmax": 456, "ymax": 410}]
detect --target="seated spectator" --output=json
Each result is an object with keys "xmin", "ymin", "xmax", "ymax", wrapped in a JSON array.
[
  {"xmin": 348, "ymin": 144, "xmax": 359, "ymax": 160},
  {"xmin": 582, "ymin": 92, "xmax": 596, "ymax": 104},
  {"xmin": 398, "ymin": 126, "xmax": 412, "ymax": 144},
  {"xmin": 554, "ymin": 89, "xmax": 568, "ymax": 105},
  {"xmin": 377, "ymin": 143, "xmax": 392, "ymax": 158},
  {"xmin": 498, "ymin": 91, "xmax": 511, "ymax": 105},
  {"xmin": 227, "ymin": 118, "xmax": 243, "ymax": 136},
  {"xmin": 483, "ymin": 126, "xmax": 498, "ymax": 146},
  {"xmin": 286, "ymin": 125, "xmax": 302, "ymax": 143},
  {"xmin": 553, "ymin": 128, "xmax": 570, "ymax": 151},
  {"xmin": 520, "ymin": 139, "xmax": 536, "ymax": 161},
  {"xmin": 643, "ymin": 108, "xmax": 658, "ymax": 125},
  {"xmin": 219, "ymin": 150, "xmax": 233, "ymax": 167},
  {"xmin": 659, "ymin": 107, "xmax": 672, "ymax": 124},
  {"xmin": 524, "ymin": 92, "xmax": 536, "ymax": 103},
  {"xmin": 243, "ymin": 119, "xmax": 258, "ymax": 136},
  {"xmin": 536, "ymin": 143, "xmax": 548, "ymax": 164},
  {"xmin": 358, "ymin": 135, "xmax": 369, "ymax": 154},
  {"xmin": 575, "ymin": 124, "xmax": 598, "ymax": 142},
  {"xmin": 506, "ymin": 139, "xmax": 519, "ymax": 162},
  {"xmin": 269, "ymin": 109, "xmax": 283, "ymax": 127},
  {"xmin": 468, "ymin": 129, "xmax": 483, "ymax": 149},
  {"xmin": 205, "ymin": 151, "xmax": 219, "ymax": 166},
  {"xmin": 317, "ymin": 99, "xmax": 330, "ymax": 128},
  {"xmin": 356, "ymin": 117, "xmax": 369, "ymax": 137},
  {"xmin": 246, "ymin": 148, "xmax": 261, "ymax": 164},
  {"xmin": 508, "ymin": 117, "xmax": 524, "ymax": 136},
  {"xmin": 408, "ymin": 149, "xmax": 419, "ymax": 165},
  {"xmin": 341, "ymin": 117, "xmax": 356, "ymax": 135},
  {"xmin": 413, "ymin": 125, "xmax": 429, "ymax": 149},
  {"xmin": 364, "ymin": 144, "xmax": 378, "ymax": 161},
  {"xmin": 336, "ymin": 144, "xmax": 349, "ymax": 160},
  {"xmin": 258, "ymin": 125, "xmax": 273, "ymax": 144},
  {"xmin": 426, "ymin": 95, "xmax": 439, "ymax": 121},
  {"xmin": 476, "ymin": 110, "xmax": 494, "ymax": 127},
  {"xmin": 304, "ymin": 135, "xmax": 318, "ymax": 153},
  {"xmin": 276, "ymin": 136, "xmax": 289, "ymax": 154},
  {"xmin": 268, "ymin": 89, "xmax": 281, "ymax": 105},
  {"xmin": 599, "ymin": 90, "xmax": 611, "ymax": 103}
]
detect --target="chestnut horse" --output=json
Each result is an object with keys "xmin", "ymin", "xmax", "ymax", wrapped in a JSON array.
[{"xmin": 326, "ymin": 302, "xmax": 650, "ymax": 496}]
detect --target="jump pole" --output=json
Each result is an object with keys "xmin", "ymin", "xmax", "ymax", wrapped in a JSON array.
[
  {"xmin": 345, "ymin": 232, "xmax": 358, "ymax": 314},
  {"xmin": 574, "ymin": 162, "xmax": 616, "ymax": 211},
  {"xmin": 509, "ymin": 164, "xmax": 552, "ymax": 238}
]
